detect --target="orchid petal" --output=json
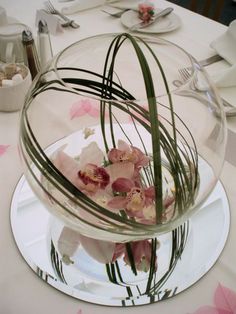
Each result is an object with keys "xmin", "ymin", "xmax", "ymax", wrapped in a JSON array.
[
  {"xmin": 78, "ymin": 142, "xmax": 104, "ymax": 169},
  {"xmin": 117, "ymin": 140, "xmax": 130, "ymax": 152},
  {"xmin": 57, "ymin": 227, "xmax": 80, "ymax": 257},
  {"xmin": 132, "ymin": 147, "xmax": 150, "ymax": 168},
  {"xmin": 107, "ymin": 148, "xmax": 122, "ymax": 163},
  {"xmin": 70, "ymin": 101, "xmax": 86, "ymax": 119},
  {"xmin": 112, "ymin": 243, "xmax": 126, "ymax": 262},
  {"xmin": 106, "ymin": 162, "xmax": 134, "ymax": 182},
  {"xmin": 53, "ymin": 151, "xmax": 80, "ymax": 186},
  {"xmin": 81, "ymin": 99, "xmax": 92, "ymax": 112},
  {"xmin": 90, "ymin": 190, "xmax": 121, "ymax": 212},
  {"xmin": 78, "ymin": 234, "xmax": 115, "ymax": 264},
  {"xmin": 87, "ymin": 101, "xmax": 100, "ymax": 117},
  {"xmin": 214, "ymin": 283, "xmax": 236, "ymax": 312},
  {"xmin": 112, "ymin": 177, "xmax": 134, "ymax": 192},
  {"xmin": 0, "ymin": 144, "xmax": 10, "ymax": 156},
  {"xmin": 108, "ymin": 196, "xmax": 127, "ymax": 209},
  {"xmin": 144, "ymin": 186, "xmax": 155, "ymax": 199}
]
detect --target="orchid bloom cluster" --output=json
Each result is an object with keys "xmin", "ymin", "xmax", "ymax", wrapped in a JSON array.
[
  {"xmin": 52, "ymin": 140, "xmax": 175, "ymax": 272},
  {"xmin": 138, "ymin": 2, "xmax": 155, "ymax": 23},
  {"xmin": 53, "ymin": 140, "xmax": 174, "ymax": 225}
]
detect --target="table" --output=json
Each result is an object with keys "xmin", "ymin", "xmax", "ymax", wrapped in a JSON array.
[{"xmin": 0, "ymin": 1, "xmax": 236, "ymax": 313}]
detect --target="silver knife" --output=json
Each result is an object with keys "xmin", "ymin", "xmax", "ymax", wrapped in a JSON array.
[
  {"xmin": 129, "ymin": 7, "xmax": 174, "ymax": 32},
  {"xmin": 198, "ymin": 54, "xmax": 223, "ymax": 67}
]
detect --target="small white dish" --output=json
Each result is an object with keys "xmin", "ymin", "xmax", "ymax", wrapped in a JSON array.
[
  {"xmin": 0, "ymin": 64, "xmax": 32, "ymax": 112},
  {"xmin": 121, "ymin": 9, "xmax": 181, "ymax": 33}
]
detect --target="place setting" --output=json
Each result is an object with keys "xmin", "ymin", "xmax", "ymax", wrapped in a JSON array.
[{"xmin": 102, "ymin": 1, "xmax": 181, "ymax": 33}]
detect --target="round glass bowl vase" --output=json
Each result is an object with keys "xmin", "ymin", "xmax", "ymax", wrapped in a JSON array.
[
  {"xmin": 19, "ymin": 33, "xmax": 226, "ymax": 242},
  {"xmin": 17, "ymin": 33, "xmax": 227, "ymax": 304}
]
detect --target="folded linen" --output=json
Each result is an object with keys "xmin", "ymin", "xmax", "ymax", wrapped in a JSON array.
[
  {"xmin": 210, "ymin": 20, "xmax": 236, "ymax": 87},
  {"xmin": 210, "ymin": 20, "xmax": 236, "ymax": 65},
  {"xmin": 211, "ymin": 64, "xmax": 236, "ymax": 88}
]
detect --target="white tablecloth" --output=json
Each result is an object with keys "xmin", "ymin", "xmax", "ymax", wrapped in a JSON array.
[{"xmin": 0, "ymin": 1, "xmax": 236, "ymax": 313}]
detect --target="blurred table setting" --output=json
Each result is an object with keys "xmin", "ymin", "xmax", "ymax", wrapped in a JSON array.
[{"xmin": 0, "ymin": 1, "xmax": 236, "ymax": 314}]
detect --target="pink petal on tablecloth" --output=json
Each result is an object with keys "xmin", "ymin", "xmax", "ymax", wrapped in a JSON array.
[
  {"xmin": 70, "ymin": 101, "xmax": 87, "ymax": 119},
  {"xmin": 70, "ymin": 99, "xmax": 100, "ymax": 119},
  {"xmin": 214, "ymin": 283, "xmax": 236, "ymax": 313},
  {"xmin": 0, "ymin": 145, "xmax": 10, "ymax": 156}
]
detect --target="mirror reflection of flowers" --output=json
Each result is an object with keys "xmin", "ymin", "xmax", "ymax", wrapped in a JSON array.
[
  {"xmin": 138, "ymin": 1, "xmax": 156, "ymax": 23},
  {"xmin": 58, "ymin": 226, "xmax": 160, "ymax": 273}
]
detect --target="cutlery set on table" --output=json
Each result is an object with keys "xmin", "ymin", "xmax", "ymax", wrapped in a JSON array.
[
  {"xmin": 19, "ymin": 0, "xmax": 236, "ymax": 116},
  {"xmin": 102, "ymin": 3, "xmax": 180, "ymax": 33}
]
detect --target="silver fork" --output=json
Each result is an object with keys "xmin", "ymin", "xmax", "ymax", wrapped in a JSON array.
[
  {"xmin": 173, "ymin": 68, "xmax": 236, "ymax": 117},
  {"xmin": 101, "ymin": 8, "xmax": 129, "ymax": 18},
  {"xmin": 179, "ymin": 68, "xmax": 233, "ymax": 108},
  {"xmin": 44, "ymin": 0, "xmax": 80, "ymax": 29}
]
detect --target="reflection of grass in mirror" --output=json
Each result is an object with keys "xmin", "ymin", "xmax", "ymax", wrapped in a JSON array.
[
  {"xmin": 105, "ymin": 221, "xmax": 189, "ymax": 302},
  {"xmin": 49, "ymin": 220, "xmax": 189, "ymax": 301},
  {"xmin": 50, "ymin": 240, "xmax": 67, "ymax": 284}
]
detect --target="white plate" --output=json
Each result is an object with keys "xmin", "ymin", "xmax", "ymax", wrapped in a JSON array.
[{"xmin": 121, "ymin": 9, "xmax": 181, "ymax": 33}]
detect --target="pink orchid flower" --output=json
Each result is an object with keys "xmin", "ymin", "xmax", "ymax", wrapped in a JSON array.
[
  {"xmin": 124, "ymin": 239, "xmax": 157, "ymax": 272},
  {"xmin": 108, "ymin": 177, "xmax": 156, "ymax": 221},
  {"xmin": 109, "ymin": 177, "xmax": 175, "ymax": 223},
  {"xmin": 52, "ymin": 142, "xmax": 108, "ymax": 194},
  {"xmin": 108, "ymin": 140, "xmax": 150, "ymax": 170},
  {"xmin": 52, "ymin": 142, "xmax": 135, "ymax": 214},
  {"xmin": 78, "ymin": 163, "xmax": 110, "ymax": 192},
  {"xmin": 138, "ymin": 2, "xmax": 155, "ymax": 23},
  {"xmin": 113, "ymin": 239, "xmax": 159, "ymax": 272}
]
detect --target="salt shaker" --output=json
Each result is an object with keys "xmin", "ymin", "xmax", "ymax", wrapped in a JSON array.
[
  {"xmin": 37, "ymin": 20, "xmax": 53, "ymax": 68},
  {"xmin": 22, "ymin": 29, "xmax": 41, "ymax": 79}
]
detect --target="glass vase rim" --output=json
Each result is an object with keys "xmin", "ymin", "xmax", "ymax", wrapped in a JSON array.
[{"xmin": 52, "ymin": 32, "xmax": 197, "ymax": 103}]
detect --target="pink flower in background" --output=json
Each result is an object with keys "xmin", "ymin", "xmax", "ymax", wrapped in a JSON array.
[
  {"xmin": 138, "ymin": 2, "xmax": 155, "ymax": 23},
  {"xmin": 0, "ymin": 145, "xmax": 10, "ymax": 157},
  {"xmin": 70, "ymin": 99, "xmax": 100, "ymax": 119},
  {"xmin": 191, "ymin": 283, "xmax": 236, "ymax": 314}
]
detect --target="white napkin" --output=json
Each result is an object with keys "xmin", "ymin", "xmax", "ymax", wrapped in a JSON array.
[
  {"xmin": 210, "ymin": 20, "xmax": 236, "ymax": 65},
  {"xmin": 210, "ymin": 20, "xmax": 236, "ymax": 88},
  {"xmin": 211, "ymin": 64, "xmax": 236, "ymax": 88},
  {"xmin": 36, "ymin": 10, "xmax": 63, "ymax": 35},
  {"xmin": 61, "ymin": 0, "xmax": 118, "ymax": 15}
]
